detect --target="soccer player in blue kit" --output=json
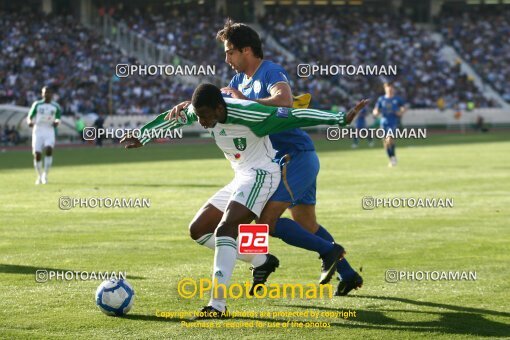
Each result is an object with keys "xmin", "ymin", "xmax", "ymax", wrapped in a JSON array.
[
  {"xmin": 351, "ymin": 107, "xmax": 374, "ymax": 148},
  {"xmin": 167, "ymin": 20, "xmax": 362, "ymax": 296},
  {"xmin": 373, "ymin": 82, "xmax": 407, "ymax": 167}
]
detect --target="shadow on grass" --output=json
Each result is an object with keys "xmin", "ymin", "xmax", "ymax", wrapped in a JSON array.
[
  {"xmin": 123, "ymin": 314, "xmax": 182, "ymax": 323},
  {"xmin": 0, "ymin": 264, "xmax": 145, "ymax": 280},
  {"xmin": 280, "ymin": 295, "xmax": 510, "ymax": 337},
  {"xmin": 117, "ymin": 295, "xmax": 509, "ymax": 336}
]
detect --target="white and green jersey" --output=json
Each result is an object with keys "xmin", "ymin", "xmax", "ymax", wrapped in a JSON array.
[
  {"xmin": 139, "ymin": 98, "xmax": 346, "ymax": 172},
  {"xmin": 28, "ymin": 100, "xmax": 62, "ymax": 130}
]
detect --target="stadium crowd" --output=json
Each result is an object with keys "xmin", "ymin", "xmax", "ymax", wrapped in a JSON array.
[
  {"xmin": 0, "ymin": 8, "xmax": 195, "ymax": 116},
  {"xmin": 440, "ymin": 10, "xmax": 510, "ymax": 102},
  {"xmin": 262, "ymin": 7, "xmax": 497, "ymax": 109},
  {"xmin": 0, "ymin": 5, "xmax": 506, "ymax": 119}
]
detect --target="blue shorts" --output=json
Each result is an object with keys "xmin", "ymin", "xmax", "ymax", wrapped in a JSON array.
[
  {"xmin": 269, "ymin": 151, "xmax": 319, "ymax": 207},
  {"xmin": 381, "ymin": 120, "xmax": 397, "ymax": 134}
]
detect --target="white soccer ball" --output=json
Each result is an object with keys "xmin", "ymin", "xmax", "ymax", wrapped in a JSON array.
[{"xmin": 95, "ymin": 279, "xmax": 135, "ymax": 316}]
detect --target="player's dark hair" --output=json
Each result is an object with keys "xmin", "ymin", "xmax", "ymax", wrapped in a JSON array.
[
  {"xmin": 192, "ymin": 83, "xmax": 226, "ymax": 110},
  {"xmin": 216, "ymin": 18, "xmax": 263, "ymax": 59}
]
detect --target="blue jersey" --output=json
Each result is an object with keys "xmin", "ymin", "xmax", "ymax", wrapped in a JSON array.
[
  {"xmin": 355, "ymin": 108, "xmax": 368, "ymax": 128},
  {"xmin": 229, "ymin": 60, "xmax": 315, "ymax": 158},
  {"xmin": 375, "ymin": 95, "xmax": 405, "ymax": 127}
]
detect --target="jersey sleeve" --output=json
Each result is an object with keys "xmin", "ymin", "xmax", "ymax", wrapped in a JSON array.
[
  {"xmin": 265, "ymin": 68, "xmax": 290, "ymax": 93},
  {"xmin": 138, "ymin": 107, "xmax": 197, "ymax": 145},
  {"xmin": 28, "ymin": 101, "xmax": 38, "ymax": 120},
  {"xmin": 226, "ymin": 102, "xmax": 345, "ymax": 137},
  {"xmin": 54, "ymin": 103, "xmax": 62, "ymax": 120},
  {"xmin": 398, "ymin": 96, "xmax": 406, "ymax": 108},
  {"xmin": 375, "ymin": 97, "xmax": 383, "ymax": 111}
]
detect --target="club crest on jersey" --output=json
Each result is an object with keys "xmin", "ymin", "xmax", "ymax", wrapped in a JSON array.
[
  {"xmin": 233, "ymin": 137, "xmax": 247, "ymax": 151},
  {"xmin": 276, "ymin": 107, "xmax": 290, "ymax": 118},
  {"xmin": 253, "ymin": 80, "xmax": 262, "ymax": 94}
]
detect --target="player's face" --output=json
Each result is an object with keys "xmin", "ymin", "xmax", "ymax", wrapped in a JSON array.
[
  {"xmin": 42, "ymin": 88, "xmax": 52, "ymax": 101},
  {"xmin": 224, "ymin": 41, "xmax": 246, "ymax": 73},
  {"xmin": 384, "ymin": 84, "xmax": 394, "ymax": 97},
  {"xmin": 195, "ymin": 105, "xmax": 226, "ymax": 129}
]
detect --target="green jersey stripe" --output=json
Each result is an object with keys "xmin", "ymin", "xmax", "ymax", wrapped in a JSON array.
[
  {"xmin": 228, "ymin": 107, "xmax": 270, "ymax": 117},
  {"xmin": 227, "ymin": 106, "xmax": 270, "ymax": 117},
  {"xmin": 227, "ymin": 112, "xmax": 262, "ymax": 122},
  {"xmin": 247, "ymin": 170, "xmax": 266, "ymax": 209},
  {"xmin": 227, "ymin": 108, "xmax": 268, "ymax": 119},
  {"xmin": 227, "ymin": 110, "xmax": 266, "ymax": 122},
  {"xmin": 248, "ymin": 171, "xmax": 266, "ymax": 209},
  {"xmin": 292, "ymin": 114, "xmax": 340, "ymax": 121},
  {"xmin": 245, "ymin": 171, "xmax": 262, "ymax": 209},
  {"xmin": 293, "ymin": 109, "xmax": 341, "ymax": 117},
  {"xmin": 140, "ymin": 119, "xmax": 178, "ymax": 144},
  {"xmin": 251, "ymin": 171, "xmax": 267, "ymax": 209}
]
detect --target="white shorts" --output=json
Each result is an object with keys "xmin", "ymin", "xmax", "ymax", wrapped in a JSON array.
[
  {"xmin": 208, "ymin": 169, "xmax": 281, "ymax": 218},
  {"xmin": 32, "ymin": 128, "xmax": 55, "ymax": 153}
]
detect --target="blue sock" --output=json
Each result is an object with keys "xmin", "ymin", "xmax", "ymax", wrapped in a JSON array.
[
  {"xmin": 315, "ymin": 226, "xmax": 356, "ymax": 281},
  {"xmin": 273, "ymin": 218, "xmax": 334, "ymax": 256},
  {"xmin": 386, "ymin": 146, "xmax": 392, "ymax": 158},
  {"xmin": 391, "ymin": 144, "xmax": 396, "ymax": 156}
]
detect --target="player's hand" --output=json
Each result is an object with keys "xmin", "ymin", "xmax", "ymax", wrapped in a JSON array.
[
  {"xmin": 164, "ymin": 101, "xmax": 191, "ymax": 121},
  {"xmin": 346, "ymin": 99, "xmax": 370, "ymax": 125},
  {"xmin": 220, "ymin": 87, "xmax": 247, "ymax": 100},
  {"xmin": 53, "ymin": 121, "xmax": 59, "ymax": 127},
  {"xmin": 120, "ymin": 131, "xmax": 143, "ymax": 149},
  {"xmin": 27, "ymin": 119, "xmax": 34, "ymax": 128}
]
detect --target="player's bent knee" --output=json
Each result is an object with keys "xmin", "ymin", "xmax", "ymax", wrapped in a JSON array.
[
  {"xmin": 215, "ymin": 222, "xmax": 237, "ymax": 238},
  {"xmin": 258, "ymin": 201, "xmax": 290, "ymax": 235},
  {"xmin": 188, "ymin": 223, "xmax": 202, "ymax": 240},
  {"xmin": 257, "ymin": 216, "xmax": 278, "ymax": 235},
  {"xmin": 188, "ymin": 220, "xmax": 210, "ymax": 240}
]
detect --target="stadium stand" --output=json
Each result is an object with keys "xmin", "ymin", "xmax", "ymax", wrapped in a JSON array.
[
  {"xmin": 440, "ymin": 10, "xmax": 510, "ymax": 102},
  {"xmin": 0, "ymin": 3, "xmax": 507, "ymax": 123}
]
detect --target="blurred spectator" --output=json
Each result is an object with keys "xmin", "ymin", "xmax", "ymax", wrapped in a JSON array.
[
  {"xmin": 0, "ymin": 5, "xmax": 504, "ymax": 116},
  {"xmin": 262, "ymin": 7, "xmax": 496, "ymax": 109},
  {"xmin": 0, "ymin": 7, "xmax": 196, "ymax": 115},
  {"xmin": 440, "ymin": 10, "xmax": 510, "ymax": 102},
  {"xmin": 94, "ymin": 114, "xmax": 105, "ymax": 146}
]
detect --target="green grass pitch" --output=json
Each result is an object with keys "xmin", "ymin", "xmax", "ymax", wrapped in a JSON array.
[{"xmin": 0, "ymin": 132, "xmax": 509, "ymax": 339}]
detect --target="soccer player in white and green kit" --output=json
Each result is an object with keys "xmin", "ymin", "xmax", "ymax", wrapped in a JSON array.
[
  {"xmin": 121, "ymin": 83, "xmax": 368, "ymax": 318},
  {"xmin": 27, "ymin": 86, "xmax": 62, "ymax": 185}
]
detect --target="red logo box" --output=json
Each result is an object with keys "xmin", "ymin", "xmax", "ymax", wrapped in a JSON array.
[{"xmin": 238, "ymin": 224, "xmax": 269, "ymax": 254}]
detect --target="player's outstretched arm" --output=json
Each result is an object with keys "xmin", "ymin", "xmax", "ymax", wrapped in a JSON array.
[
  {"xmin": 346, "ymin": 99, "xmax": 371, "ymax": 124},
  {"xmin": 53, "ymin": 103, "xmax": 62, "ymax": 127},
  {"xmin": 230, "ymin": 99, "xmax": 369, "ymax": 137},
  {"xmin": 27, "ymin": 101, "xmax": 37, "ymax": 127},
  {"xmin": 121, "ymin": 107, "xmax": 196, "ymax": 149},
  {"xmin": 120, "ymin": 131, "xmax": 143, "ymax": 149},
  {"xmin": 164, "ymin": 101, "xmax": 191, "ymax": 121}
]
